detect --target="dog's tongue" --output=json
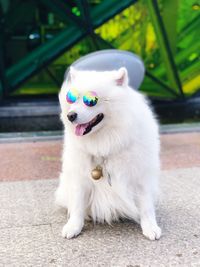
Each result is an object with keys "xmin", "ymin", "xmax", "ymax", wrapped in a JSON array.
[{"xmin": 75, "ymin": 123, "xmax": 89, "ymax": 136}]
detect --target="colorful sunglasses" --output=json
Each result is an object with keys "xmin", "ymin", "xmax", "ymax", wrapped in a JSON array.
[
  {"xmin": 66, "ymin": 88, "xmax": 79, "ymax": 104},
  {"xmin": 83, "ymin": 91, "xmax": 98, "ymax": 107},
  {"xmin": 66, "ymin": 89, "xmax": 98, "ymax": 107}
]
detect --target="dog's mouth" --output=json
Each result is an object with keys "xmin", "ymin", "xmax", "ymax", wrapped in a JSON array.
[{"xmin": 75, "ymin": 113, "xmax": 104, "ymax": 136}]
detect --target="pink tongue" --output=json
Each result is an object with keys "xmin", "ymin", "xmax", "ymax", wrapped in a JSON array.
[{"xmin": 75, "ymin": 123, "xmax": 90, "ymax": 136}]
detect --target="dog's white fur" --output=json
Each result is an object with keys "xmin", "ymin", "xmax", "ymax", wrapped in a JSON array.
[{"xmin": 55, "ymin": 67, "xmax": 161, "ymax": 240}]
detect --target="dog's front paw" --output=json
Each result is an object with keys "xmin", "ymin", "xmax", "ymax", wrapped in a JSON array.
[
  {"xmin": 62, "ymin": 221, "xmax": 83, "ymax": 239},
  {"xmin": 141, "ymin": 222, "xmax": 162, "ymax": 241}
]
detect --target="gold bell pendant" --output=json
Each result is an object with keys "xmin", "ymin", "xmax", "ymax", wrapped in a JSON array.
[{"xmin": 91, "ymin": 165, "xmax": 103, "ymax": 180}]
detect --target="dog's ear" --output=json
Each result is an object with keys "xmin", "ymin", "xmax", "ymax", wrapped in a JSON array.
[
  {"xmin": 67, "ymin": 66, "xmax": 77, "ymax": 83},
  {"xmin": 115, "ymin": 67, "xmax": 128, "ymax": 86}
]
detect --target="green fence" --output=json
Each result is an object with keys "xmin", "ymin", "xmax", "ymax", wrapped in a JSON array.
[{"xmin": 0, "ymin": 0, "xmax": 199, "ymax": 100}]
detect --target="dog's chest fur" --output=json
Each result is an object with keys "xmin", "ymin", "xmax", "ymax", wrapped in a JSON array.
[{"xmin": 87, "ymin": 152, "xmax": 139, "ymax": 223}]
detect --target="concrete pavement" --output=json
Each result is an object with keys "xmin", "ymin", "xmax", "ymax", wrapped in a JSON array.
[{"xmin": 0, "ymin": 131, "xmax": 200, "ymax": 266}]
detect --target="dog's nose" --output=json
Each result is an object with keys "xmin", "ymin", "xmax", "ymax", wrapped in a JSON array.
[{"xmin": 67, "ymin": 111, "xmax": 77, "ymax": 122}]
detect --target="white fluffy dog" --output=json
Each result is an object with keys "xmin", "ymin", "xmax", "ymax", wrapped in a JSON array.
[{"xmin": 55, "ymin": 67, "xmax": 161, "ymax": 240}]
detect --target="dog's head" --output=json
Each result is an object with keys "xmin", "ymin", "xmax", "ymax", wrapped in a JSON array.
[{"xmin": 59, "ymin": 67, "xmax": 130, "ymax": 137}]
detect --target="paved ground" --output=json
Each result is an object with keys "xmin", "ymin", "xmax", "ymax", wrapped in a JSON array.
[{"xmin": 0, "ymin": 131, "xmax": 200, "ymax": 266}]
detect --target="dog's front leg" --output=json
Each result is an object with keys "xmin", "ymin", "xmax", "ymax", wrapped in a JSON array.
[
  {"xmin": 137, "ymin": 192, "xmax": 161, "ymax": 241},
  {"xmin": 62, "ymin": 187, "xmax": 86, "ymax": 239}
]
